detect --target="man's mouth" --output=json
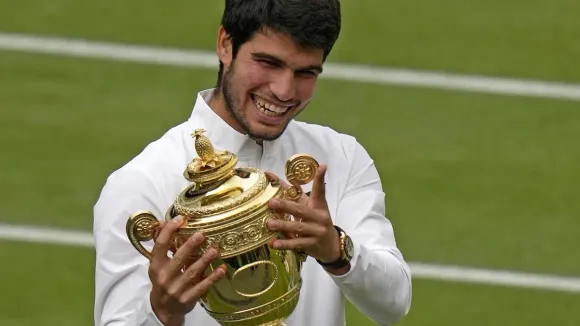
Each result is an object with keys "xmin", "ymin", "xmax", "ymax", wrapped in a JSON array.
[{"xmin": 252, "ymin": 95, "xmax": 293, "ymax": 117}]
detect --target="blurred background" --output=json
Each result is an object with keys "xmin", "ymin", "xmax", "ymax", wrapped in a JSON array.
[{"xmin": 1, "ymin": 0, "xmax": 579, "ymax": 325}]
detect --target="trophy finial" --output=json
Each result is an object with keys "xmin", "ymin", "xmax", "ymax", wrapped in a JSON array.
[
  {"xmin": 184, "ymin": 128, "xmax": 237, "ymax": 183},
  {"xmin": 192, "ymin": 128, "xmax": 214, "ymax": 161}
]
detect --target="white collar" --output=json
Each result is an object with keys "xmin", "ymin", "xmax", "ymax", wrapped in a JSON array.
[{"xmin": 187, "ymin": 88, "xmax": 280, "ymax": 160}]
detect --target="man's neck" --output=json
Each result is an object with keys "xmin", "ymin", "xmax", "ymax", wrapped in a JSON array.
[
  {"xmin": 208, "ymin": 89, "xmax": 245, "ymax": 135},
  {"xmin": 208, "ymin": 89, "xmax": 264, "ymax": 146}
]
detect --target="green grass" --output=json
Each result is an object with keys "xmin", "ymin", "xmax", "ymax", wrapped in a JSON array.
[
  {"xmin": 0, "ymin": 241, "xmax": 94, "ymax": 326},
  {"xmin": 1, "ymin": 51, "xmax": 579, "ymax": 325},
  {"xmin": 2, "ymin": 51, "xmax": 579, "ymax": 276},
  {"xmin": 396, "ymin": 279, "xmax": 580, "ymax": 326},
  {"xmin": 1, "ymin": 0, "xmax": 579, "ymax": 325},
  {"xmin": 2, "ymin": 240, "xmax": 578, "ymax": 326},
  {"xmin": 1, "ymin": 0, "xmax": 579, "ymax": 82},
  {"xmin": 0, "ymin": 242, "xmax": 579, "ymax": 326}
]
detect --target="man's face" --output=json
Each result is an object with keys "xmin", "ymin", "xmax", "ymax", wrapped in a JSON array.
[{"xmin": 218, "ymin": 29, "xmax": 324, "ymax": 141}]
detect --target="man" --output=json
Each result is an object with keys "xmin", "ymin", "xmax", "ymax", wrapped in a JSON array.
[{"xmin": 93, "ymin": 0, "xmax": 412, "ymax": 325}]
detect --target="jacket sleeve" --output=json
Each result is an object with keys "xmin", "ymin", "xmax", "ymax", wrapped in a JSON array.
[
  {"xmin": 93, "ymin": 168, "xmax": 168, "ymax": 326},
  {"xmin": 328, "ymin": 138, "xmax": 412, "ymax": 326}
]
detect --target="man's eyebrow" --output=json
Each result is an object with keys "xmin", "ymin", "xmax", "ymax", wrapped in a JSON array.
[
  {"xmin": 301, "ymin": 64, "xmax": 323, "ymax": 74},
  {"xmin": 251, "ymin": 52, "xmax": 283, "ymax": 64},
  {"xmin": 251, "ymin": 52, "xmax": 323, "ymax": 74}
]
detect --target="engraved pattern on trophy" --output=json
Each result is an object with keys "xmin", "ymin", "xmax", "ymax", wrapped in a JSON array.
[
  {"xmin": 126, "ymin": 129, "xmax": 319, "ymax": 326},
  {"xmin": 134, "ymin": 217, "xmax": 156, "ymax": 240},
  {"xmin": 200, "ymin": 213, "xmax": 284, "ymax": 258}
]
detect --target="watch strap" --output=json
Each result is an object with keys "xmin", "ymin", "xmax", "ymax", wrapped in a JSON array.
[{"xmin": 316, "ymin": 225, "xmax": 352, "ymax": 269}]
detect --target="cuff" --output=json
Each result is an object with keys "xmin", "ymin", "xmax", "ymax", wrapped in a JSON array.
[
  {"xmin": 326, "ymin": 239, "xmax": 361, "ymax": 282},
  {"xmin": 142, "ymin": 294, "xmax": 167, "ymax": 326}
]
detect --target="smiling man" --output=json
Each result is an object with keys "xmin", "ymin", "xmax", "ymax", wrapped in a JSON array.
[{"xmin": 93, "ymin": 1, "xmax": 412, "ymax": 326}]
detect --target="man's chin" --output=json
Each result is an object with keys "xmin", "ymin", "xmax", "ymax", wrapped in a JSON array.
[{"xmin": 246, "ymin": 125, "xmax": 287, "ymax": 142}]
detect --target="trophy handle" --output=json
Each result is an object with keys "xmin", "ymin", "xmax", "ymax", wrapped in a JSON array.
[
  {"xmin": 283, "ymin": 154, "xmax": 319, "ymax": 202},
  {"xmin": 126, "ymin": 210, "xmax": 162, "ymax": 260},
  {"xmin": 283, "ymin": 154, "xmax": 319, "ymax": 264}
]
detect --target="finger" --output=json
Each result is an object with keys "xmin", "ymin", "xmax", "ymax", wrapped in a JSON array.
[
  {"xmin": 265, "ymin": 171, "xmax": 291, "ymax": 191},
  {"xmin": 265, "ymin": 171, "xmax": 308, "ymax": 205},
  {"xmin": 173, "ymin": 247, "xmax": 220, "ymax": 293},
  {"xmin": 266, "ymin": 219, "xmax": 324, "ymax": 237},
  {"xmin": 267, "ymin": 229, "xmax": 297, "ymax": 245},
  {"xmin": 151, "ymin": 216, "xmax": 184, "ymax": 266},
  {"xmin": 282, "ymin": 230, "xmax": 297, "ymax": 240},
  {"xmin": 264, "ymin": 171, "xmax": 283, "ymax": 185},
  {"xmin": 309, "ymin": 164, "xmax": 328, "ymax": 209},
  {"xmin": 271, "ymin": 236, "xmax": 316, "ymax": 250},
  {"xmin": 180, "ymin": 265, "xmax": 227, "ymax": 304},
  {"xmin": 167, "ymin": 232, "xmax": 205, "ymax": 276},
  {"xmin": 269, "ymin": 199, "xmax": 320, "ymax": 222}
]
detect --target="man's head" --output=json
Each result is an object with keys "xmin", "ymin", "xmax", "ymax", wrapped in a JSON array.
[{"xmin": 212, "ymin": 0, "xmax": 341, "ymax": 141}]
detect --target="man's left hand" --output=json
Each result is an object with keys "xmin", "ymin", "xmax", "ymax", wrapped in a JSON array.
[{"xmin": 265, "ymin": 164, "xmax": 341, "ymax": 264}]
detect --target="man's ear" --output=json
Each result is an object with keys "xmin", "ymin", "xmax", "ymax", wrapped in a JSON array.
[{"xmin": 216, "ymin": 25, "xmax": 233, "ymax": 66}]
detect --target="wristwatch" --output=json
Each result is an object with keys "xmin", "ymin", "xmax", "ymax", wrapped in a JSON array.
[{"xmin": 317, "ymin": 225, "xmax": 354, "ymax": 270}]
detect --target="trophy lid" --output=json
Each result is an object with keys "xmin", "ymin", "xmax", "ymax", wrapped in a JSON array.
[{"xmin": 169, "ymin": 129, "xmax": 281, "ymax": 230}]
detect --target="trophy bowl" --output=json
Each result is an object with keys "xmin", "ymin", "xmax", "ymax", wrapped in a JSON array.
[{"xmin": 126, "ymin": 129, "xmax": 318, "ymax": 326}]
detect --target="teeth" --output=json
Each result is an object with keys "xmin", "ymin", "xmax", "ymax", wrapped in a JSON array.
[{"xmin": 253, "ymin": 96, "xmax": 290, "ymax": 116}]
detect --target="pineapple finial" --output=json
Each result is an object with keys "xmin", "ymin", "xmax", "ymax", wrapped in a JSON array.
[
  {"xmin": 184, "ymin": 128, "xmax": 237, "ymax": 183},
  {"xmin": 192, "ymin": 128, "xmax": 215, "ymax": 161}
]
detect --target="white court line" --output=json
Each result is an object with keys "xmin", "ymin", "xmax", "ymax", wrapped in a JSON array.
[
  {"xmin": 1, "ymin": 223, "xmax": 579, "ymax": 294},
  {"xmin": 0, "ymin": 223, "xmax": 94, "ymax": 247},
  {"xmin": 2, "ymin": 32, "xmax": 580, "ymax": 101}
]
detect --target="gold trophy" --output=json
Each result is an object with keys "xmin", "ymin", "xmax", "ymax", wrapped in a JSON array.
[{"xmin": 126, "ymin": 129, "xmax": 319, "ymax": 326}]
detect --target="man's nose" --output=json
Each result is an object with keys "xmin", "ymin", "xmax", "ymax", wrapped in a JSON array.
[{"xmin": 270, "ymin": 71, "xmax": 296, "ymax": 102}]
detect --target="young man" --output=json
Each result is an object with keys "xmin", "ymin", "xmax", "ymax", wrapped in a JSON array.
[{"xmin": 93, "ymin": 1, "xmax": 412, "ymax": 325}]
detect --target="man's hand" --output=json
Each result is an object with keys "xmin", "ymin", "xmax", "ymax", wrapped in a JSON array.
[
  {"xmin": 148, "ymin": 217, "xmax": 226, "ymax": 326},
  {"xmin": 265, "ymin": 165, "xmax": 342, "ymax": 265}
]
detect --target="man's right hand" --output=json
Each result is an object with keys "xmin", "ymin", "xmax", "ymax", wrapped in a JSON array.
[{"xmin": 148, "ymin": 216, "xmax": 226, "ymax": 326}]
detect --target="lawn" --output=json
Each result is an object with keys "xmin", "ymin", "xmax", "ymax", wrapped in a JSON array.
[{"xmin": 1, "ymin": 1, "xmax": 578, "ymax": 325}]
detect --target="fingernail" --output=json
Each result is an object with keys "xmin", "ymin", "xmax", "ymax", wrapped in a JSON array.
[
  {"xmin": 173, "ymin": 216, "xmax": 183, "ymax": 224},
  {"xmin": 216, "ymin": 268, "xmax": 225, "ymax": 277},
  {"xmin": 270, "ymin": 199, "xmax": 280, "ymax": 208},
  {"xmin": 208, "ymin": 248, "xmax": 218, "ymax": 258},
  {"xmin": 192, "ymin": 233, "xmax": 204, "ymax": 242},
  {"xmin": 273, "ymin": 241, "xmax": 282, "ymax": 249},
  {"xmin": 268, "ymin": 221, "xmax": 279, "ymax": 229}
]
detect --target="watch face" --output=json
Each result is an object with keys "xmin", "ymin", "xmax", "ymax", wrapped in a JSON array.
[{"xmin": 344, "ymin": 236, "xmax": 354, "ymax": 259}]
